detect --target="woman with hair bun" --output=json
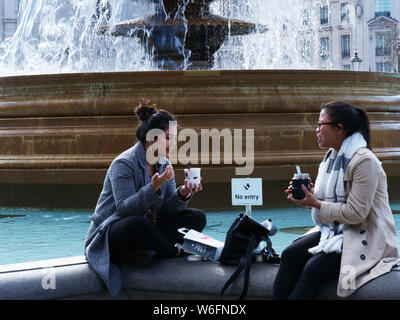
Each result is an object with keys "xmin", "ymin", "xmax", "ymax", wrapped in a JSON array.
[
  {"xmin": 274, "ymin": 100, "xmax": 400, "ymax": 299},
  {"xmin": 85, "ymin": 100, "xmax": 206, "ymax": 296}
]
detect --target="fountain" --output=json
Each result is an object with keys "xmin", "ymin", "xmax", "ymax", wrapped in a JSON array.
[
  {"xmin": 0, "ymin": 0, "xmax": 399, "ymax": 210},
  {"xmin": 96, "ymin": 0, "xmax": 266, "ymax": 69},
  {"xmin": 0, "ymin": 0, "xmax": 400, "ymax": 301}
]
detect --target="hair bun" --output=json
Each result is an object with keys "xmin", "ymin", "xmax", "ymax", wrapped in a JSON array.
[{"xmin": 135, "ymin": 100, "xmax": 157, "ymax": 121}]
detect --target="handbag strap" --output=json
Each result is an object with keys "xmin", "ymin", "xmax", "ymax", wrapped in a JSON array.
[
  {"xmin": 220, "ymin": 235, "xmax": 256, "ymax": 300},
  {"xmin": 265, "ymin": 234, "xmax": 273, "ymax": 255},
  {"xmin": 220, "ymin": 257, "xmax": 245, "ymax": 298},
  {"xmin": 240, "ymin": 235, "xmax": 256, "ymax": 300}
]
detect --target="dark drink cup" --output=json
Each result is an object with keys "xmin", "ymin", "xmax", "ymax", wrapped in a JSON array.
[{"xmin": 291, "ymin": 173, "xmax": 311, "ymax": 200}]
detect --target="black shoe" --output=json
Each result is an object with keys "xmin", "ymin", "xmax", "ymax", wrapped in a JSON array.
[{"xmin": 131, "ymin": 249, "xmax": 157, "ymax": 267}]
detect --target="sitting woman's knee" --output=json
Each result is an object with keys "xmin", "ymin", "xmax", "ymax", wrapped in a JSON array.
[
  {"xmin": 280, "ymin": 243, "xmax": 303, "ymax": 264},
  {"xmin": 195, "ymin": 209, "xmax": 207, "ymax": 230},
  {"xmin": 185, "ymin": 208, "xmax": 207, "ymax": 231}
]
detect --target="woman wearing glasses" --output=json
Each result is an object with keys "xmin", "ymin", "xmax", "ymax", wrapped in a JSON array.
[{"xmin": 274, "ymin": 100, "xmax": 400, "ymax": 299}]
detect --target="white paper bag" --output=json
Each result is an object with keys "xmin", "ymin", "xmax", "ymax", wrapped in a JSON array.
[{"xmin": 178, "ymin": 228, "xmax": 225, "ymax": 261}]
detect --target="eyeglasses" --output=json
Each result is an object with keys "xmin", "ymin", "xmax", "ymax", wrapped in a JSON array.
[{"xmin": 317, "ymin": 122, "xmax": 336, "ymax": 129}]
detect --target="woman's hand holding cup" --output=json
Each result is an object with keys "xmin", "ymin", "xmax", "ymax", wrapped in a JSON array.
[
  {"xmin": 180, "ymin": 168, "xmax": 202, "ymax": 199},
  {"xmin": 183, "ymin": 177, "xmax": 203, "ymax": 194},
  {"xmin": 287, "ymin": 184, "xmax": 320, "ymax": 209}
]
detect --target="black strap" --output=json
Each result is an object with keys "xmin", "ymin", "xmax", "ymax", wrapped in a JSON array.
[
  {"xmin": 240, "ymin": 235, "xmax": 256, "ymax": 300},
  {"xmin": 220, "ymin": 257, "xmax": 245, "ymax": 298},
  {"xmin": 265, "ymin": 235, "xmax": 273, "ymax": 255},
  {"xmin": 220, "ymin": 235, "xmax": 256, "ymax": 300}
]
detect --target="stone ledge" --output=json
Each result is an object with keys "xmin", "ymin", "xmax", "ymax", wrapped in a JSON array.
[{"xmin": 0, "ymin": 255, "xmax": 400, "ymax": 300}]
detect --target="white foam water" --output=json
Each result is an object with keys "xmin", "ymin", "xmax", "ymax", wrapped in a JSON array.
[{"xmin": 0, "ymin": 0, "xmax": 332, "ymax": 75}]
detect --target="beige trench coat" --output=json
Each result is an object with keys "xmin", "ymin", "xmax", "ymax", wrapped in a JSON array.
[{"xmin": 312, "ymin": 147, "xmax": 400, "ymax": 297}]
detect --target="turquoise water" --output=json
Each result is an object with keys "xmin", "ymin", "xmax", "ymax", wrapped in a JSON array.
[{"xmin": 1, "ymin": 203, "xmax": 400, "ymax": 266}]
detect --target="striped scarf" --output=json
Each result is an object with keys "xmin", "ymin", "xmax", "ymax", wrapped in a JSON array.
[{"xmin": 308, "ymin": 132, "xmax": 367, "ymax": 255}]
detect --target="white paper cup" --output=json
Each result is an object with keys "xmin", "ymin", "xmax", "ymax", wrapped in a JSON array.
[{"xmin": 184, "ymin": 168, "xmax": 201, "ymax": 186}]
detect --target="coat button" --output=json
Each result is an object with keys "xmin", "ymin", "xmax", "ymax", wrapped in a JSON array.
[
  {"xmin": 362, "ymin": 240, "xmax": 367, "ymax": 246},
  {"xmin": 360, "ymin": 254, "xmax": 366, "ymax": 260},
  {"xmin": 360, "ymin": 229, "xmax": 366, "ymax": 234}
]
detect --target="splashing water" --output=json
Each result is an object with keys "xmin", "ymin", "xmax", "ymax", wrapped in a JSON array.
[
  {"xmin": 212, "ymin": 0, "xmax": 332, "ymax": 70},
  {"xmin": 0, "ymin": 0, "xmax": 331, "ymax": 76}
]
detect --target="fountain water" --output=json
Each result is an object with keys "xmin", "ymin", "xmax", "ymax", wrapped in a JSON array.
[
  {"xmin": 0, "ymin": 0, "xmax": 399, "ymax": 210},
  {"xmin": 96, "ymin": 0, "xmax": 268, "ymax": 69},
  {"xmin": 0, "ymin": 0, "xmax": 323, "ymax": 74}
]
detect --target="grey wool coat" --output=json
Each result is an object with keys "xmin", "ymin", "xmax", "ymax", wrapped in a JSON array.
[{"xmin": 84, "ymin": 141, "xmax": 190, "ymax": 296}]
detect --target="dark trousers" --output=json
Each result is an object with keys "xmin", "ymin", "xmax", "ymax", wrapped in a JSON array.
[
  {"xmin": 273, "ymin": 231, "xmax": 342, "ymax": 300},
  {"xmin": 108, "ymin": 208, "xmax": 206, "ymax": 261}
]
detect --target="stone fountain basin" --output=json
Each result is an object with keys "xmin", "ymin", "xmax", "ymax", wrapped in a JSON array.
[
  {"xmin": 0, "ymin": 255, "xmax": 399, "ymax": 300},
  {"xmin": 0, "ymin": 69, "xmax": 399, "ymax": 208}
]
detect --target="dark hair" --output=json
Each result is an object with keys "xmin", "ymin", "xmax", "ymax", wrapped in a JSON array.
[
  {"xmin": 321, "ymin": 101, "xmax": 371, "ymax": 149},
  {"xmin": 135, "ymin": 99, "xmax": 176, "ymax": 143}
]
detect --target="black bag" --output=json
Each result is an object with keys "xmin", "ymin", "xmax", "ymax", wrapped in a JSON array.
[{"xmin": 219, "ymin": 213, "xmax": 280, "ymax": 300}]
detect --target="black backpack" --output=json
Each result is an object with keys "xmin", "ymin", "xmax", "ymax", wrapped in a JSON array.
[{"xmin": 219, "ymin": 213, "xmax": 280, "ymax": 300}]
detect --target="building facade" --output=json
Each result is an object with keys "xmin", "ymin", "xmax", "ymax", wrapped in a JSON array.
[
  {"xmin": 0, "ymin": 0, "xmax": 19, "ymax": 41},
  {"xmin": 319, "ymin": 0, "xmax": 400, "ymax": 72}
]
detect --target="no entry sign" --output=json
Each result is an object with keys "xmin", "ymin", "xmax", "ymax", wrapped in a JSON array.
[{"xmin": 231, "ymin": 178, "xmax": 263, "ymax": 206}]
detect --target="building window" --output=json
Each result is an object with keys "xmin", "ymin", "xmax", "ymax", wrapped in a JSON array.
[
  {"xmin": 341, "ymin": 35, "xmax": 350, "ymax": 59},
  {"xmin": 375, "ymin": 0, "xmax": 391, "ymax": 17},
  {"xmin": 376, "ymin": 32, "xmax": 391, "ymax": 56},
  {"xmin": 376, "ymin": 62, "xmax": 392, "ymax": 72},
  {"xmin": 341, "ymin": 3, "xmax": 350, "ymax": 23},
  {"xmin": 320, "ymin": 37, "xmax": 329, "ymax": 60},
  {"xmin": 342, "ymin": 64, "xmax": 351, "ymax": 70},
  {"xmin": 320, "ymin": 6, "xmax": 329, "ymax": 25}
]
